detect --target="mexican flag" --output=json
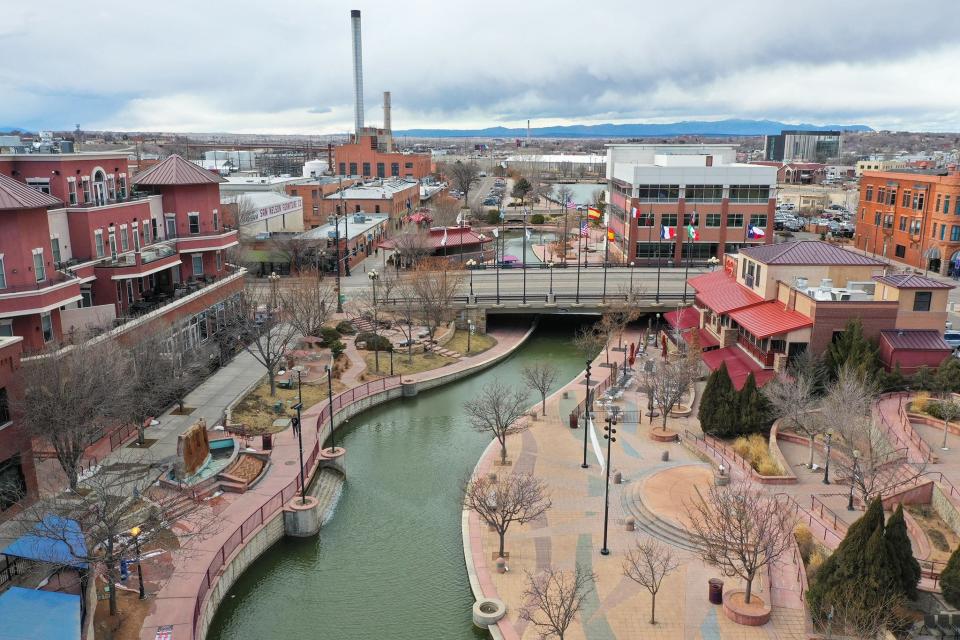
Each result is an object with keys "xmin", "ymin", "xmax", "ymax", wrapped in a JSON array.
[{"xmin": 687, "ymin": 224, "xmax": 699, "ymax": 240}]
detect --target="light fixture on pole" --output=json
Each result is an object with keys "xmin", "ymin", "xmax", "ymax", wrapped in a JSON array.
[
  {"xmin": 467, "ymin": 319, "xmax": 473, "ymax": 353},
  {"xmin": 278, "ymin": 365, "xmax": 307, "ymax": 504},
  {"xmin": 628, "ymin": 261, "xmax": 635, "ymax": 301},
  {"xmin": 576, "ymin": 206, "xmax": 584, "ymax": 303},
  {"xmin": 548, "ymin": 260, "xmax": 554, "ymax": 298},
  {"xmin": 130, "ymin": 526, "xmax": 145, "ymax": 599},
  {"xmin": 822, "ymin": 429, "xmax": 833, "ymax": 484},
  {"xmin": 466, "ymin": 258, "xmax": 477, "ymax": 297},
  {"xmin": 367, "ymin": 269, "xmax": 379, "ymax": 303},
  {"xmin": 325, "ymin": 364, "xmax": 336, "ymax": 453},
  {"xmin": 268, "ymin": 271, "xmax": 280, "ymax": 310},
  {"xmin": 600, "ymin": 411, "xmax": 618, "ymax": 556},
  {"xmin": 581, "ymin": 361, "xmax": 592, "ymax": 469}
]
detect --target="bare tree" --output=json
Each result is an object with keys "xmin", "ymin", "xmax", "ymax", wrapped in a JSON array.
[
  {"xmin": 392, "ymin": 276, "xmax": 421, "ymax": 364},
  {"xmin": 279, "ymin": 275, "xmax": 334, "ymax": 337},
  {"xmin": 936, "ymin": 398, "xmax": 960, "ymax": 451},
  {"xmin": 685, "ymin": 482, "xmax": 793, "ymax": 604},
  {"xmin": 462, "ymin": 472, "xmax": 551, "ymax": 558},
  {"xmin": 234, "ymin": 194, "xmax": 259, "ymax": 226},
  {"xmin": 822, "ymin": 365, "xmax": 923, "ymax": 503},
  {"xmin": 555, "ymin": 185, "xmax": 574, "ymax": 210},
  {"xmin": 392, "ymin": 226, "xmax": 433, "ymax": 269},
  {"xmin": 230, "ymin": 284, "xmax": 298, "ymax": 396},
  {"xmin": 464, "ymin": 381, "xmax": 530, "ymax": 465},
  {"xmin": 762, "ymin": 370, "xmax": 820, "ymax": 468},
  {"xmin": 520, "ymin": 565, "xmax": 596, "ymax": 640},
  {"xmin": 522, "ymin": 362, "xmax": 560, "ymax": 416},
  {"xmin": 442, "ymin": 160, "xmax": 481, "ymax": 204},
  {"xmin": 622, "ymin": 537, "xmax": 680, "ymax": 624},
  {"xmin": 430, "ymin": 195, "xmax": 463, "ymax": 228},
  {"xmin": 639, "ymin": 358, "xmax": 698, "ymax": 431},
  {"xmin": 268, "ymin": 233, "xmax": 312, "ymax": 275},
  {"xmin": 409, "ymin": 265, "xmax": 463, "ymax": 349},
  {"xmin": 126, "ymin": 333, "xmax": 178, "ymax": 446},
  {"xmin": 17, "ymin": 340, "xmax": 131, "ymax": 490},
  {"xmin": 572, "ymin": 324, "xmax": 606, "ymax": 362}
]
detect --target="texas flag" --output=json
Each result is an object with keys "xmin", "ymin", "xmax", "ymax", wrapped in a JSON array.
[
  {"xmin": 660, "ymin": 225, "xmax": 676, "ymax": 240},
  {"xmin": 747, "ymin": 224, "xmax": 766, "ymax": 239}
]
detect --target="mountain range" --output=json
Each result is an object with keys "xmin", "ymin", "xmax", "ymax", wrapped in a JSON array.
[{"xmin": 395, "ymin": 119, "xmax": 872, "ymax": 138}]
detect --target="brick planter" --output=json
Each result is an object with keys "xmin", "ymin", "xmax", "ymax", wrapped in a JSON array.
[{"xmin": 722, "ymin": 590, "xmax": 771, "ymax": 626}]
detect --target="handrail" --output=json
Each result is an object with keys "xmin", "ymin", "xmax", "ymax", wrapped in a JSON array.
[
  {"xmin": 568, "ymin": 366, "xmax": 617, "ymax": 426},
  {"xmin": 809, "ymin": 495, "xmax": 847, "ymax": 533},
  {"xmin": 774, "ymin": 493, "xmax": 844, "ymax": 546}
]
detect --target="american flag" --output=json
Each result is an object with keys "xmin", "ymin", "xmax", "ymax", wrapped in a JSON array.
[
  {"xmin": 580, "ymin": 221, "xmax": 589, "ymax": 237},
  {"xmin": 566, "ymin": 198, "xmax": 576, "ymax": 209}
]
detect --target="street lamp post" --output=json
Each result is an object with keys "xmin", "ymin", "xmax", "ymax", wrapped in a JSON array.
[
  {"xmin": 548, "ymin": 260, "xmax": 554, "ymax": 299},
  {"xmin": 268, "ymin": 271, "xmax": 280, "ymax": 310},
  {"xmin": 367, "ymin": 269, "xmax": 381, "ymax": 372},
  {"xmin": 628, "ymin": 261, "xmax": 635, "ymax": 301},
  {"xmin": 582, "ymin": 361, "xmax": 592, "ymax": 469},
  {"xmin": 600, "ymin": 412, "xmax": 618, "ymax": 556},
  {"xmin": 847, "ymin": 449, "xmax": 860, "ymax": 511},
  {"xmin": 130, "ymin": 526, "xmax": 145, "ymax": 599},
  {"xmin": 367, "ymin": 269, "xmax": 379, "ymax": 304},
  {"xmin": 279, "ymin": 366, "xmax": 307, "ymax": 504},
  {"xmin": 822, "ymin": 429, "xmax": 833, "ymax": 484},
  {"xmin": 325, "ymin": 364, "xmax": 336, "ymax": 452},
  {"xmin": 467, "ymin": 319, "xmax": 473, "ymax": 353},
  {"xmin": 466, "ymin": 258, "xmax": 477, "ymax": 297},
  {"xmin": 576, "ymin": 206, "xmax": 584, "ymax": 303}
]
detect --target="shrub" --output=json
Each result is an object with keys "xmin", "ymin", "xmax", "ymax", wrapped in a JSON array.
[
  {"xmin": 319, "ymin": 326, "xmax": 341, "ymax": 347},
  {"xmin": 756, "ymin": 459, "xmax": 783, "ymax": 476},
  {"xmin": 795, "ymin": 524, "xmax": 815, "ymax": 563},
  {"xmin": 529, "ymin": 213, "xmax": 545, "ymax": 224},
  {"xmin": 355, "ymin": 332, "xmax": 392, "ymax": 352},
  {"xmin": 928, "ymin": 529, "xmax": 949, "ymax": 553},
  {"xmin": 336, "ymin": 320, "xmax": 356, "ymax": 335},
  {"xmin": 732, "ymin": 433, "xmax": 782, "ymax": 476},
  {"xmin": 329, "ymin": 340, "xmax": 346, "ymax": 359},
  {"xmin": 486, "ymin": 209, "xmax": 501, "ymax": 224},
  {"xmin": 911, "ymin": 391, "xmax": 930, "ymax": 414},
  {"xmin": 807, "ymin": 547, "xmax": 828, "ymax": 581},
  {"xmin": 944, "ymin": 546, "xmax": 960, "ymax": 609}
]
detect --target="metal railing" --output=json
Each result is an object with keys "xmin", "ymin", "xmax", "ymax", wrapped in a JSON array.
[
  {"xmin": 568, "ymin": 366, "xmax": 617, "ymax": 427},
  {"xmin": 314, "ymin": 376, "xmax": 404, "ymax": 428},
  {"xmin": 193, "ymin": 440, "xmax": 320, "ymax": 636}
]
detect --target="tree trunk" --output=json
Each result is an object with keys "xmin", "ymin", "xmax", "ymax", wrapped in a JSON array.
[
  {"xmin": 268, "ymin": 369, "xmax": 276, "ymax": 397},
  {"xmin": 137, "ymin": 423, "xmax": 145, "ymax": 446},
  {"xmin": 808, "ymin": 437, "xmax": 815, "ymax": 469},
  {"xmin": 744, "ymin": 575, "xmax": 754, "ymax": 604},
  {"xmin": 650, "ymin": 591, "xmax": 656, "ymax": 624},
  {"xmin": 500, "ymin": 440, "xmax": 508, "ymax": 465},
  {"xmin": 661, "ymin": 405, "xmax": 669, "ymax": 430},
  {"xmin": 498, "ymin": 530, "xmax": 506, "ymax": 558},
  {"xmin": 541, "ymin": 394, "xmax": 547, "ymax": 416},
  {"xmin": 107, "ymin": 543, "xmax": 118, "ymax": 616}
]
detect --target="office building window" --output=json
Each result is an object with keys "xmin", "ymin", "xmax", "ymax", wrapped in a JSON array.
[
  {"xmin": 941, "ymin": 224, "xmax": 947, "ymax": 240},
  {"xmin": 192, "ymin": 254, "xmax": 204, "ymax": 275},
  {"xmin": 188, "ymin": 212, "xmax": 200, "ymax": 234},
  {"xmin": 0, "ymin": 320, "xmax": 10, "ymax": 336},
  {"xmin": 67, "ymin": 180, "xmax": 77, "ymax": 205},
  {"xmin": 902, "ymin": 191, "xmax": 911, "ymax": 207},
  {"xmin": 95, "ymin": 229, "xmax": 105, "ymax": 257},
  {"xmin": 865, "ymin": 185, "xmax": 873, "ymax": 201},
  {"xmin": 914, "ymin": 192, "xmax": 925, "ymax": 210},
  {"xmin": 216, "ymin": 251, "xmax": 222, "ymax": 271},
  {"xmin": 705, "ymin": 213, "xmax": 721, "ymax": 227},
  {"xmin": 349, "ymin": 162, "xmax": 357, "ymax": 175},
  {"xmin": 685, "ymin": 185, "xmax": 723, "ymax": 202},
  {"xmin": 889, "ymin": 189, "xmax": 897, "ymax": 205},
  {"xmin": 636, "ymin": 212, "xmax": 654, "ymax": 227},
  {"xmin": 895, "ymin": 244, "xmax": 906, "ymax": 258},
  {"xmin": 945, "ymin": 195, "xmax": 951, "ymax": 214},
  {"xmin": 874, "ymin": 212, "xmax": 881, "ymax": 225},
  {"xmin": 637, "ymin": 185, "xmax": 680, "ymax": 202},
  {"xmin": 913, "ymin": 291, "xmax": 932, "ymax": 312},
  {"xmin": 933, "ymin": 223, "xmax": 939, "ymax": 239},
  {"xmin": 0, "ymin": 255, "xmax": 5, "ymax": 289},
  {"xmin": 40, "ymin": 312, "xmax": 53, "ymax": 342},
  {"xmin": 118, "ymin": 175, "xmax": 127, "ymax": 199},
  {"xmin": 937, "ymin": 195, "xmax": 942, "ymax": 211},
  {"xmin": 391, "ymin": 163, "xmax": 400, "ymax": 176},
  {"xmin": 728, "ymin": 185, "xmax": 770, "ymax": 203},
  {"xmin": 749, "ymin": 214, "xmax": 767, "ymax": 228},
  {"xmin": 50, "ymin": 238, "xmax": 61, "ymax": 266},
  {"xmin": 82, "ymin": 177, "xmax": 91, "ymax": 203},
  {"xmin": 27, "ymin": 179, "xmax": 50, "ymax": 194},
  {"xmin": 405, "ymin": 162, "xmax": 414, "ymax": 169},
  {"xmin": 213, "ymin": 210, "xmax": 219, "ymax": 231},
  {"xmin": 376, "ymin": 163, "xmax": 385, "ymax": 178},
  {"xmin": 634, "ymin": 242, "xmax": 672, "ymax": 258},
  {"xmin": 899, "ymin": 216, "xmax": 908, "ymax": 231},
  {"xmin": 911, "ymin": 218, "xmax": 922, "ymax": 234},
  {"xmin": 683, "ymin": 213, "xmax": 698, "ymax": 226},
  {"xmin": 727, "ymin": 213, "xmax": 744, "ymax": 227},
  {"xmin": 108, "ymin": 229, "xmax": 117, "ymax": 259},
  {"xmin": 362, "ymin": 162, "xmax": 371, "ymax": 176},
  {"xmin": 132, "ymin": 223, "xmax": 140, "ymax": 251},
  {"xmin": 660, "ymin": 214, "xmax": 678, "ymax": 227},
  {"xmin": 339, "ymin": 162, "xmax": 346, "ymax": 175},
  {"xmin": 107, "ymin": 175, "xmax": 116, "ymax": 201}
]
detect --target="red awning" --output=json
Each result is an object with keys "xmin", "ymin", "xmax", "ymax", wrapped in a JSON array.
[
  {"xmin": 728, "ymin": 302, "xmax": 812, "ymax": 339},
  {"xmin": 687, "ymin": 271, "xmax": 763, "ymax": 315},
  {"xmin": 701, "ymin": 346, "xmax": 776, "ymax": 390},
  {"xmin": 664, "ymin": 307, "xmax": 699, "ymax": 331}
]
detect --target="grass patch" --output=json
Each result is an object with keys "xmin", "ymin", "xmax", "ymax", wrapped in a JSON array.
[
  {"xmin": 444, "ymin": 329, "xmax": 496, "ymax": 356},
  {"xmin": 232, "ymin": 378, "xmax": 345, "ymax": 433},
  {"xmin": 362, "ymin": 350, "xmax": 455, "ymax": 377},
  {"xmin": 732, "ymin": 433, "xmax": 783, "ymax": 476},
  {"xmin": 906, "ymin": 504, "xmax": 959, "ymax": 562}
]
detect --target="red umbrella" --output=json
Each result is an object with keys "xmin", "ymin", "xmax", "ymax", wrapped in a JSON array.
[
  {"xmin": 628, "ymin": 342, "xmax": 636, "ymax": 365},
  {"xmin": 661, "ymin": 333, "xmax": 668, "ymax": 359}
]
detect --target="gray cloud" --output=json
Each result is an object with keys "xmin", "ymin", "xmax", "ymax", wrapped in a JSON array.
[{"xmin": 2, "ymin": 0, "xmax": 959, "ymax": 132}]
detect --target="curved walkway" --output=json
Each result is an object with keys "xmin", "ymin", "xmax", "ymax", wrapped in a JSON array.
[{"xmin": 137, "ymin": 322, "xmax": 534, "ymax": 640}]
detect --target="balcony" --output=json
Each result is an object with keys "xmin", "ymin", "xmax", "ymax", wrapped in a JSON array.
[
  {"xmin": 173, "ymin": 228, "xmax": 239, "ymax": 254},
  {"xmin": 93, "ymin": 244, "xmax": 181, "ymax": 280},
  {"xmin": 736, "ymin": 333, "xmax": 779, "ymax": 368},
  {"xmin": 60, "ymin": 193, "xmax": 153, "ymax": 211},
  {"xmin": 0, "ymin": 271, "xmax": 82, "ymax": 317}
]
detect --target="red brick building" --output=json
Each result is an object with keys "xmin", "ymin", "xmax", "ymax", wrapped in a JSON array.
[
  {"xmin": 322, "ymin": 178, "xmax": 420, "ymax": 226},
  {"xmin": 333, "ymin": 132, "xmax": 431, "ymax": 181},
  {"xmin": 285, "ymin": 177, "xmax": 357, "ymax": 229},
  {"xmin": 854, "ymin": 168, "xmax": 960, "ymax": 275}
]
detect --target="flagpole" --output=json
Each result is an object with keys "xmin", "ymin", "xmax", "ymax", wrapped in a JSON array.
[
  {"xmin": 602, "ymin": 225, "xmax": 609, "ymax": 302},
  {"xmin": 655, "ymin": 207, "xmax": 661, "ymax": 303},
  {"xmin": 522, "ymin": 207, "xmax": 527, "ymax": 303},
  {"xmin": 683, "ymin": 233, "xmax": 692, "ymax": 303},
  {"xmin": 576, "ymin": 206, "xmax": 583, "ymax": 303}
]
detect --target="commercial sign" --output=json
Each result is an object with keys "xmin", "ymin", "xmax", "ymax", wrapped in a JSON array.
[{"xmin": 242, "ymin": 196, "xmax": 302, "ymax": 224}]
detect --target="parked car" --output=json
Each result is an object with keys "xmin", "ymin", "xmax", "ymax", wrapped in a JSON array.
[{"xmin": 944, "ymin": 330, "xmax": 960, "ymax": 351}]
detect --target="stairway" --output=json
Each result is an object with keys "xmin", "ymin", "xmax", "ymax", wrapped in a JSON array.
[
  {"xmin": 350, "ymin": 316, "xmax": 375, "ymax": 333},
  {"xmin": 619, "ymin": 475, "xmax": 704, "ymax": 552}
]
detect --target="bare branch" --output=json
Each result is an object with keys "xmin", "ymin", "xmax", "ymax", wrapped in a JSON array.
[
  {"xmin": 464, "ymin": 381, "xmax": 530, "ymax": 465},
  {"xmin": 520, "ymin": 565, "xmax": 596, "ymax": 640},
  {"xmin": 622, "ymin": 536, "xmax": 680, "ymax": 624},
  {"xmin": 522, "ymin": 362, "xmax": 560, "ymax": 416},
  {"xmin": 462, "ymin": 472, "xmax": 551, "ymax": 558}
]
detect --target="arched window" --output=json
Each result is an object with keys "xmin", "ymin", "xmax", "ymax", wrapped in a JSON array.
[{"xmin": 92, "ymin": 169, "xmax": 107, "ymax": 206}]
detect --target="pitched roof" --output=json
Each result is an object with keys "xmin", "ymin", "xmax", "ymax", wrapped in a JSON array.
[
  {"xmin": 0, "ymin": 173, "xmax": 63, "ymax": 210},
  {"xmin": 688, "ymin": 270, "xmax": 763, "ymax": 314},
  {"xmin": 132, "ymin": 154, "xmax": 225, "ymax": 186},
  {"xmin": 700, "ymin": 347, "xmax": 776, "ymax": 390},
  {"xmin": 728, "ymin": 301, "xmax": 812, "ymax": 339},
  {"xmin": 874, "ymin": 273, "xmax": 954, "ymax": 290},
  {"xmin": 880, "ymin": 329, "xmax": 952, "ymax": 351},
  {"xmin": 739, "ymin": 241, "xmax": 885, "ymax": 266},
  {"xmin": 664, "ymin": 307, "xmax": 699, "ymax": 332}
]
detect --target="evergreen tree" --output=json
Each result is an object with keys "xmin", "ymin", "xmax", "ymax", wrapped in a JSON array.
[
  {"xmin": 941, "ymin": 545, "xmax": 960, "ymax": 609},
  {"xmin": 825, "ymin": 319, "xmax": 881, "ymax": 381},
  {"xmin": 699, "ymin": 363, "xmax": 738, "ymax": 437},
  {"xmin": 884, "ymin": 505, "xmax": 921, "ymax": 599},
  {"xmin": 935, "ymin": 356, "xmax": 960, "ymax": 394},
  {"xmin": 739, "ymin": 373, "xmax": 772, "ymax": 435},
  {"xmin": 880, "ymin": 363, "xmax": 907, "ymax": 393},
  {"xmin": 911, "ymin": 365, "xmax": 935, "ymax": 392}
]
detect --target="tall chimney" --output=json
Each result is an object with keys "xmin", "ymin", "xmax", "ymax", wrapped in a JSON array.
[
  {"xmin": 383, "ymin": 91, "xmax": 391, "ymax": 132},
  {"xmin": 351, "ymin": 9, "xmax": 364, "ymax": 137}
]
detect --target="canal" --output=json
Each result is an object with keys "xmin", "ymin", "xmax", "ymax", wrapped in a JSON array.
[{"xmin": 208, "ymin": 318, "xmax": 590, "ymax": 640}]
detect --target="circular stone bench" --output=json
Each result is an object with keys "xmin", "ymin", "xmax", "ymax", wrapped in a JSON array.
[{"xmin": 472, "ymin": 598, "xmax": 506, "ymax": 628}]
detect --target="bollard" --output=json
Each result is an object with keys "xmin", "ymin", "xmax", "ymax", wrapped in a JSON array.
[
  {"xmin": 625, "ymin": 516, "xmax": 635, "ymax": 532},
  {"xmin": 661, "ymin": 450, "xmax": 670, "ymax": 462},
  {"xmin": 487, "ymin": 472, "xmax": 497, "ymax": 482},
  {"xmin": 562, "ymin": 391, "xmax": 569, "ymax": 399},
  {"xmin": 613, "ymin": 471, "xmax": 622, "ymax": 484},
  {"xmin": 495, "ymin": 557, "xmax": 507, "ymax": 574}
]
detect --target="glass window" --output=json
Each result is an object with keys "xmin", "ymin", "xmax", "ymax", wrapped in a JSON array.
[
  {"xmin": 188, "ymin": 212, "xmax": 200, "ymax": 234},
  {"xmin": 0, "ymin": 321, "xmax": 10, "ymax": 337},
  {"xmin": 913, "ymin": 291, "xmax": 932, "ymax": 312},
  {"xmin": 108, "ymin": 230, "xmax": 117, "ymax": 259},
  {"xmin": 727, "ymin": 213, "xmax": 744, "ymax": 227},
  {"xmin": 68, "ymin": 180, "xmax": 77, "ymax": 205},
  {"xmin": 706, "ymin": 213, "xmax": 721, "ymax": 227},
  {"xmin": 728, "ymin": 185, "xmax": 770, "ymax": 203},
  {"xmin": 874, "ymin": 212, "xmax": 881, "ymax": 225},
  {"xmin": 865, "ymin": 185, "xmax": 873, "ymax": 201},
  {"xmin": 339, "ymin": 162, "xmax": 346, "ymax": 175},
  {"xmin": 683, "ymin": 213, "xmax": 698, "ymax": 226},
  {"xmin": 685, "ymin": 185, "xmax": 723, "ymax": 202},
  {"xmin": 634, "ymin": 242, "xmax": 673, "ymax": 258},
  {"xmin": 895, "ymin": 244, "xmax": 906, "ymax": 258},
  {"xmin": 120, "ymin": 226, "xmax": 129, "ymax": 252},
  {"xmin": 660, "ymin": 213, "xmax": 678, "ymax": 227},
  {"xmin": 636, "ymin": 212, "xmax": 655, "ymax": 227},
  {"xmin": 376, "ymin": 163, "xmax": 385, "ymax": 178},
  {"xmin": 33, "ymin": 251, "xmax": 48, "ymax": 287},
  {"xmin": 941, "ymin": 225, "xmax": 946, "ymax": 241},
  {"xmin": 889, "ymin": 189, "xmax": 897, "ymax": 205},
  {"xmin": 118, "ymin": 175, "xmax": 127, "ymax": 199},
  {"xmin": 107, "ymin": 175, "xmax": 116, "ymax": 201},
  {"xmin": 362, "ymin": 162, "xmax": 371, "ymax": 176},
  {"xmin": 884, "ymin": 214, "xmax": 894, "ymax": 229},
  {"xmin": 50, "ymin": 237, "xmax": 61, "ymax": 265},
  {"xmin": 952, "ymin": 225, "xmax": 960, "ymax": 242},
  {"xmin": 95, "ymin": 230, "xmax": 105, "ymax": 257},
  {"xmin": 0, "ymin": 255, "xmax": 5, "ymax": 289},
  {"xmin": 749, "ymin": 214, "xmax": 767, "ymax": 228},
  {"xmin": 213, "ymin": 211, "xmax": 219, "ymax": 231},
  {"xmin": 349, "ymin": 163, "xmax": 357, "ymax": 175},
  {"xmin": 0, "ymin": 452, "xmax": 27, "ymax": 510},
  {"xmin": 937, "ymin": 195, "xmax": 942, "ymax": 211},
  {"xmin": 945, "ymin": 195, "xmax": 951, "ymax": 214},
  {"xmin": 216, "ymin": 251, "xmax": 222, "ymax": 271},
  {"xmin": 40, "ymin": 313, "xmax": 53, "ymax": 342},
  {"xmin": 933, "ymin": 223, "xmax": 939, "ymax": 239},
  {"xmin": 899, "ymin": 216, "xmax": 908, "ymax": 231},
  {"xmin": 902, "ymin": 191, "xmax": 910, "ymax": 207},
  {"xmin": 82, "ymin": 177, "xmax": 91, "ymax": 203},
  {"xmin": 192, "ymin": 254, "xmax": 204, "ymax": 275},
  {"xmin": 405, "ymin": 162, "xmax": 414, "ymax": 169},
  {"xmin": 637, "ymin": 185, "xmax": 680, "ymax": 202},
  {"xmin": 391, "ymin": 163, "xmax": 400, "ymax": 176}
]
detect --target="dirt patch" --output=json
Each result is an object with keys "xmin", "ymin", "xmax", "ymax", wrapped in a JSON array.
[
  {"xmin": 222, "ymin": 454, "xmax": 266, "ymax": 484},
  {"xmin": 126, "ymin": 438, "xmax": 159, "ymax": 449},
  {"xmin": 170, "ymin": 406, "xmax": 196, "ymax": 416},
  {"xmin": 726, "ymin": 591, "xmax": 767, "ymax": 611},
  {"xmin": 906, "ymin": 505, "xmax": 960, "ymax": 563},
  {"xmin": 93, "ymin": 587, "xmax": 152, "ymax": 640},
  {"xmin": 231, "ymin": 378, "xmax": 345, "ymax": 433},
  {"xmin": 361, "ymin": 350, "xmax": 455, "ymax": 377}
]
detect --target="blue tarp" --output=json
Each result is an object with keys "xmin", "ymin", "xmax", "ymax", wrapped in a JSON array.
[
  {"xmin": 1, "ymin": 516, "xmax": 88, "ymax": 568},
  {"xmin": 0, "ymin": 587, "xmax": 81, "ymax": 640}
]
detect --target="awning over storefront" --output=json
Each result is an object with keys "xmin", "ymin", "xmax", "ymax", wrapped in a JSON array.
[
  {"xmin": 728, "ymin": 302, "xmax": 812, "ymax": 339},
  {"xmin": 687, "ymin": 271, "xmax": 763, "ymax": 314},
  {"xmin": 0, "ymin": 588, "xmax": 81, "ymax": 640}
]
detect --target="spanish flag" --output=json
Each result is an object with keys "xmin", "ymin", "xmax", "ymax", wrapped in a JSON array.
[
  {"xmin": 587, "ymin": 207, "xmax": 602, "ymax": 220},
  {"xmin": 607, "ymin": 229, "xmax": 615, "ymax": 242}
]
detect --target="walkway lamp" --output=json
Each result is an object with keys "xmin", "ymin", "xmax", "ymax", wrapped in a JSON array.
[
  {"xmin": 707, "ymin": 256, "xmax": 720, "ymax": 271},
  {"xmin": 628, "ymin": 261, "xmax": 635, "ymax": 301},
  {"xmin": 466, "ymin": 258, "xmax": 477, "ymax": 296},
  {"xmin": 582, "ymin": 361, "xmax": 592, "ymax": 469},
  {"xmin": 268, "ymin": 271, "xmax": 280, "ymax": 310},
  {"xmin": 130, "ymin": 526, "xmax": 145, "ymax": 599},
  {"xmin": 822, "ymin": 429, "xmax": 833, "ymax": 484},
  {"xmin": 847, "ymin": 449, "xmax": 860, "ymax": 511},
  {"xmin": 367, "ymin": 269, "xmax": 379, "ymax": 304},
  {"xmin": 467, "ymin": 319, "xmax": 473, "ymax": 353},
  {"xmin": 600, "ymin": 411, "xmax": 618, "ymax": 556},
  {"xmin": 548, "ymin": 260, "xmax": 555, "ymax": 298}
]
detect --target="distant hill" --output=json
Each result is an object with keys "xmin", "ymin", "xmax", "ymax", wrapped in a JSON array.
[{"xmin": 395, "ymin": 119, "xmax": 872, "ymax": 138}]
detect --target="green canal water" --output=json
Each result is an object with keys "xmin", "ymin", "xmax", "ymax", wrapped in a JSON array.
[{"xmin": 208, "ymin": 318, "xmax": 590, "ymax": 640}]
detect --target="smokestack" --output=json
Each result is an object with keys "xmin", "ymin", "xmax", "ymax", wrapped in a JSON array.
[
  {"xmin": 383, "ymin": 91, "xmax": 391, "ymax": 132},
  {"xmin": 351, "ymin": 9, "xmax": 364, "ymax": 137}
]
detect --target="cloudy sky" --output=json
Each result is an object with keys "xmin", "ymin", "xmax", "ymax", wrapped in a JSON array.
[{"xmin": 3, "ymin": 0, "xmax": 959, "ymax": 134}]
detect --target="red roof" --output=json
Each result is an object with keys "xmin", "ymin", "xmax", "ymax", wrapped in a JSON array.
[
  {"xmin": 664, "ymin": 307, "xmax": 699, "ymax": 331},
  {"xmin": 728, "ymin": 301, "xmax": 812, "ymax": 339},
  {"xmin": 683, "ymin": 328, "xmax": 719, "ymax": 349},
  {"xmin": 379, "ymin": 226, "xmax": 493, "ymax": 251},
  {"xmin": 0, "ymin": 173, "xmax": 62, "ymax": 210},
  {"xmin": 740, "ymin": 241, "xmax": 884, "ymax": 266},
  {"xmin": 132, "ymin": 154, "xmax": 225, "ymax": 186},
  {"xmin": 874, "ymin": 273, "xmax": 954, "ymax": 290},
  {"xmin": 701, "ymin": 346, "xmax": 776, "ymax": 390},
  {"xmin": 688, "ymin": 271, "xmax": 763, "ymax": 314},
  {"xmin": 880, "ymin": 330, "xmax": 952, "ymax": 351}
]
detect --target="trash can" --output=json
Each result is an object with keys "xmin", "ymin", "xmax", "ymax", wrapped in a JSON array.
[
  {"xmin": 262, "ymin": 433, "xmax": 273, "ymax": 450},
  {"xmin": 708, "ymin": 578, "xmax": 724, "ymax": 605},
  {"xmin": 569, "ymin": 414, "xmax": 578, "ymax": 429}
]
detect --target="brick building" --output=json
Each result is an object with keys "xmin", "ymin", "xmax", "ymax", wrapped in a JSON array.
[
  {"xmin": 606, "ymin": 144, "xmax": 776, "ymax": 265},
  {"xmin": 322, "ymin": 178, "xmax": 420, "ymax": 226},
  {"xmin": 854, "ymin": 168, "xmax": 960, "ymax": 275},
  {"xmin": 668, "ymin": 241, "xmax": 953, "ymax": 388},
  {"xmin": 285, "ymin": 177, "xmax": 356, "ymax": 229},
  {"xmin": 333, "ymin": 131, "xmax": 432, "ymax": 181}
]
